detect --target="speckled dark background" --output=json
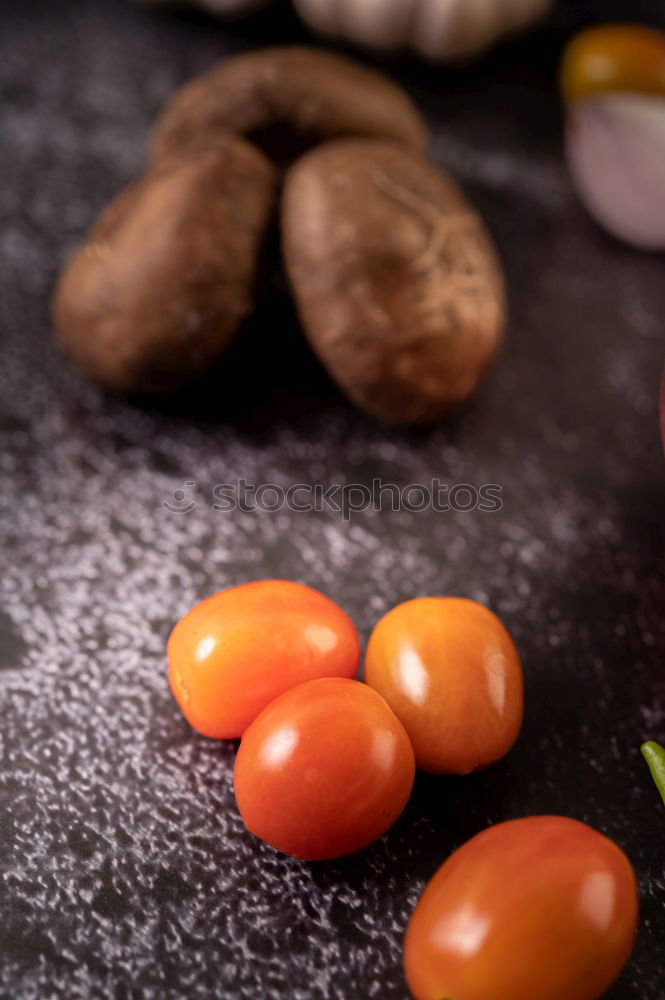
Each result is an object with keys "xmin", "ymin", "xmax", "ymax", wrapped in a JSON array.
[{"xmin": 1, "ymin": 0, "xmax": 664, "ymax": 997}]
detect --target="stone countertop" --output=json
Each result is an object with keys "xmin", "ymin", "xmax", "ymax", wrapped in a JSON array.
[{"xmin": 0, "ymin": 0, "xmax": 663, "ymax": 997}]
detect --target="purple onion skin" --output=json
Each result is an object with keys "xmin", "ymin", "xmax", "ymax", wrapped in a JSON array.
[{"xmin": 566, "ymin": 93, "xmax": 665, "ymax": 251}]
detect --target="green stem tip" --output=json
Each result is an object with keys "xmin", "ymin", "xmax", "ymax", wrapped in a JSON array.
[{"xmin": 641, "ymin": 741, "xmax": 665, "ymax": 809}]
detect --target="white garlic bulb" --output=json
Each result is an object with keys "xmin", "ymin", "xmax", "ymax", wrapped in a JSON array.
[
  {"xmin": 293, "ymin": 0, "xmax": 553, "ymax": 60},
  {"xmin": 137, "ymin": 0, "xmax": 552, "ymax": 60}
]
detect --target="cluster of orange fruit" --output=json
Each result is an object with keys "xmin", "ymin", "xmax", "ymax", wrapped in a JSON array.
[{"xmin": 167, "ymin": 579, "xmax": 638, "ymax": 1000}]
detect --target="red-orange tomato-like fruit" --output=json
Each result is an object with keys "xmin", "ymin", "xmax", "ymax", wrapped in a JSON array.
[
  {"xmin": 234, "ymin": 677, "xmax": 415, "ymax": 860},
  {"xmin": 167, "ymin": 580, "xmax": 360, "ymax": 739},
  {"xmin": 365, "ymin": 597, "xmax": 523, "ymax": 774},
  {"xmin": 404, "ymin": 816, "xmax": 639, "ymax": 1000}
]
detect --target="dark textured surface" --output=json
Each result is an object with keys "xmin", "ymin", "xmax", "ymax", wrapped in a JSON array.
[{"xmin": 1, "ymin": 1, "xmax": 664, "ymax": 997}]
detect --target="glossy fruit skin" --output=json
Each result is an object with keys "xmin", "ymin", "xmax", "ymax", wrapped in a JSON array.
[
  {"xmin": 168, "ymin": 580, "xmax": 360, "ymax": 739},
  {"xmin": 404, "ymin": 816, "xmax": 639, "ymax": 1000},
  {"xmin": 561, "ymin": 24, "xmax": 665, "ymax": 102},
  {"xmin": 365, "ymin": 598, "xmax": 523, "ymax": 774},
  {"xmin": 234, "ymin": 677, "xmax": 415, "ymax": 860}
]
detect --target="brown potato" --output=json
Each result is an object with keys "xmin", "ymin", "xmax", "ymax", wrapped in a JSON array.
[
  {"xmin": 282, "ymin": 139, "xmax": 506, "ymax": 424},
  {"xmin": 149, "ymin": 46, "xmax": 428, "ymax": 167},
  {"xmin": 53, "ymin": 135, "xmax": 276, "ymax": 393}
]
